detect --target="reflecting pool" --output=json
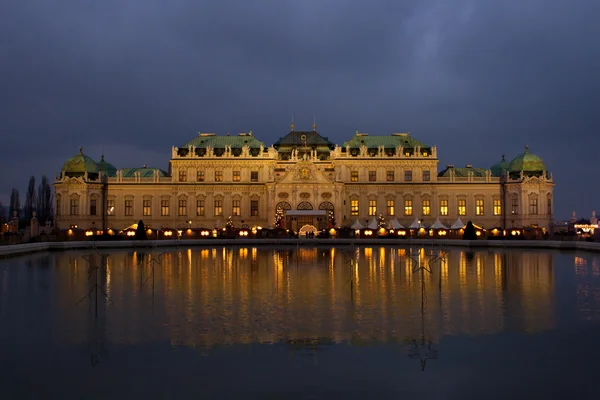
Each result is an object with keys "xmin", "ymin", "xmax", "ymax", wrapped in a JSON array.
[{"xmin": 1, "ymin": 246, "xmax": 599, "ymax": 399}]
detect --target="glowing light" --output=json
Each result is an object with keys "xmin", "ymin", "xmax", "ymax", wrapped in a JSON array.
[
  {"xmin": 127, "ymin": 231, "xmax": 135, "ymax": 236},
  {"xmin": 364, "ymin": 229, "xmax": 373, "ymax": 236},
  {"xmin": 147, "ymin": 229, "xmax": 152, "ymax": 234},
  {"xmin": 85, "ymin": 230, "xmax": 93, "ymax": 236},
  {"xmin": 476, "ymin": 231, "xmax": 482, "ymax": 236}
]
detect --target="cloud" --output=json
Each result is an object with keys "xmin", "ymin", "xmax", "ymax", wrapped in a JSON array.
[{"xmin": 1, "ymin": 0, "xmax": 598, "ymax": 217}]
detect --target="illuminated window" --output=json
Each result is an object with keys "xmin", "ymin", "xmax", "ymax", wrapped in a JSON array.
[
  {"xmin": 251, "ymin": 171, "xmax": 258, "ymax": 182},
  {"xmin": 232, "ymin": 200, "xmax": 241, "ymax": 216},
  {"xmin": 351, "ymin": 170, "xmax": 358, "ymax": 182},
  {"xmin": 386, "ymin": 170, "xmax": 394, "ymax": 181},
  {"xmin": 56, "ymin": 197, "xmax": 61, "ymax": 216},
  {"xmin": 368, "ymin": 200, "xmax": 377, "ymax": 216},
  {"xmin": 458, "ymin": 199, "xmax": 466, "ymax": 216},
  {"xmin": 529, "ymin": 198, "xmax": 538, "ymax": 215},
  {"xmin": 351, "ymin": 199, "xmax": 359, "ymax": 216},
  {"xmin": 233, "ymin": 171, "xmax": 241, "ymax": 182},
  {"xmin": 161, "ymin": 200, "xmax": 169, "ymax": 216},
  {"xmin": 214, "ymin": 200, "xmax": 223, "ymax": 216},
  {"xmin": 178, "ymin": 199, "xmax": 187, "ymax": 216},
  {"xmin": 197, "ymin": 170, "xmax": 204, "ymax": 182},
  {"xmin": 250, "ymin": 200, "xmax": 259, "ymax": 216},
  {"xmin": 440, "ymin": 199, "xmax": 448, "ymax": 216},
  {"xmin": 90, "ymin": 199, "xmax": 97, "ymax": 216},
  {"xmin": 404, "ymin": 199, "xmax": 413, "ymax": 216},
  {"xmin": 369, "ymin": 170, "xmax": 376, "ymax": 182},
  {"xmin": 511, "ymin": 198, "xmax": 519, "ymax": 215},
  {"xmin": 124, "ymin": 200, "xmax": 133, "ymax": 216},
  {"xmin": 107, "ymin": 200, "xmax": 114, "ymax": 216},
  {"xmin": 476, "ymin": 199, "xmax": 484, "ymax": 216},
  {"xmin": 178, "ymin": 170, "xmax": 187, "ymax": 182},
  {"xmin": 422, "ymin": 199, "xmax": 431, "ymax": 216},
  {"xmin": 493, "ymin": 199, "xmax": 502, "ymax": 216},
  {"xmin": 387, "ymin": 199, "xmax": 395, "ymax": 216},
  {"xmin": 547, "ymin": 197, "xmax": 552, "ymax": 215},
  {"xmin": 143, "ymin": 200, "xmax": 151, "ymax": 216},
  {"xmin": 70, "ymin": 199, "xmax": 79, "ymax": 216},
  {"xmin": 404, "ymin": 170, "xmax": 412, "ymax": 181},
  {"xmin": 214, "ymin": 170, "xmax": 223, "ymax": 182},
  {"xmin": 196, "ymin": 200, "xmax": 204, "ymax": 216},
  {"xmin": 422, "ymin": 170, "xmax": 430, "ymax": 181}
]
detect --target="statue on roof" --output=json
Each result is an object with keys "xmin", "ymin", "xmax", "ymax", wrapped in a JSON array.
[
  {"xmin": 359, "ymin": 145, "xmax": 368, "ymax": 157},
  {"xmin": 259, "ymin": 144, "xmax": 264, "ymax": 156},
  {"xmin": 242, "ymin": 144, "xmax": 250, "ymax": 157}
]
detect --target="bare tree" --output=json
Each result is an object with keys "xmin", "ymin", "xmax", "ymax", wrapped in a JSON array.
[
  {"xmin": 36, "ymin": 175, "xmax": 53, "ymax": 225},
  {"xmin": 24, "ymin": 176, "xmax": 36, "ymax": 222}
]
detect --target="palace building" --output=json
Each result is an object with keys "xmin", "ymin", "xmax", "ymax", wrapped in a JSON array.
[{"xmin": 53, "ymin": 124, "xmax": 555, "ymax": 232}]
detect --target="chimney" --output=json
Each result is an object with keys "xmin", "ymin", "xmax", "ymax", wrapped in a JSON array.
[
  {"xmin": 446, "ymin": 164, "xmax": 454, "ymax": 168},
  {"xmin": 466, "ymin": 164, "xmax": 472, "ymax": 168}
]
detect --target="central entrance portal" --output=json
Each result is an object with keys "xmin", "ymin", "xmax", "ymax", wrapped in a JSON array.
[{"xmin": 285, "ymin": 210, "xmax": 327, "ymax": 232}]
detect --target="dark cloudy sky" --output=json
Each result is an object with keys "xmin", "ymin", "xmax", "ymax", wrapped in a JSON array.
[{"xmin": 1, "ymin": 0, "xmax": 599, "ymax": 219}]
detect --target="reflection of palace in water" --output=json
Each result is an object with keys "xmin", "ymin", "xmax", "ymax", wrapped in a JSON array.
[{"xmin": 44, "ymin": 246, "xmax": 559, "ymax": 349}]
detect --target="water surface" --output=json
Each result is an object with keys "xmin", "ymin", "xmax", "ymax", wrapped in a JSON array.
[{"xmin": 1, "ymin": 246, "xmax": 599, "ymax": 399}]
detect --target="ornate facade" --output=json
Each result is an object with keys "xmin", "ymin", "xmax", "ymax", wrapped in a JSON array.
[{"xmin": 53, "ymin": 126, "xmax": 555, "ymax": 231}]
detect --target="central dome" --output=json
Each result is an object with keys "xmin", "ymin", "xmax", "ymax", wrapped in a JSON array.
[
  {"xmin": 508, "ymin": 145, "xmax": 546, "ymax": 173},
  {"xmin": 490, "ymin": 155, "xmax": 509, "ymax": 177},
  {"xmin": 96, "ymin": 154, "xmax": 117, "ymax": 177}
]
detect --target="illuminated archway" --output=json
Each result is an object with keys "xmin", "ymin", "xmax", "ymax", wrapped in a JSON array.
[{"xmin": 299, "ymin": 224, "xmax": 317, "ymax": 236}]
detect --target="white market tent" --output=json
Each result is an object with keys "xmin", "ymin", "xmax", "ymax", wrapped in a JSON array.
[
  {"xmin": 388, "ymin": 218, "xmax": 404, "ymax": 229},
  {"xmin": 367, "ymin": 217, "xmax": 379, "ymax": 229},
  {"xmin": 350, "ymin": 220, "xmax": 364, "ymax": 230},
  {"xmin": 430, "ymin": 217, "xmax": 448, "ymax": 230},
  {"xmin": 450, "ymin": 217, "xmax": 465, "ymax": 230},
  {"xmin": 408, "ymin": 217, "xmax": 421, "ymax": 229}
]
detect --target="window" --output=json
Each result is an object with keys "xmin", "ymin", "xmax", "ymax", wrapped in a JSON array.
[
  {"xmin": 387, "ymin": 199, "xmax": 395, "ymax": 216},
  {"xmin": 107, "ymin": 200, "xmax": 114, "ymax": 216},
  {"xmin": 90, "ymin": 199, "xmax": 97, "ymax": 216},
  {"xmin": 196, "ymin": 200, "xmax": 205, "ymax": 216},
  {"xmin": 529, "ymin": 198, "xmax": 538, "ymax": 215},
  {"xmin": 179, "ymin": 170, "xmax": 187, "ymax": 182},
  {"xmin": 70, "ymin": 199, "xmax": 79, "ymax": 216},
  {"xmin": 493, "ymin": 199, "xmax": 502, "ymax": 216},
  {"xmin": 386, "ymin": 170, "xmax": 394, "ymax": 181},
  {"xmin": 511, "ymin": 198, "xmax": 519, "ymax": 215},
  {"xmin": 251, "ymin": 171, "xmax": 258, "ymax": 182},
  {"xmin": 214, "ymin": 200, "xmax": 223, "ymax": 216},
  {"xmin": 250, "ymin": 200, "xmax": 259, "ymax": 216},
  {"xmin": 404, "ymin": 170, "xmax": 413, "ymax": 181},
  {"xmin": 197, "ymin": 170, "xmax": 204, "ymax": 182},
  {"xmin": 233, "ymin": 170, "xmax": 241, "ymax": 182},
  {"xmin": 351, "ymin": 170, "xmax": 358, "ymax": 182},
  {"xmin": 232, "ymin": 199, "xmax": 241, "ymax": 216},
  {"xmin": 214, "ymin": 170, "xmax": 223, "ymax": 182},
  {"xmin": 161, "ymin": 200, "xmax": 169, "ymax": 216},
  {"xmin": 143, "ymin": 200, "xmax": 151, "ymax": 216},
  {"xmin": 124, "ymin": 200, "xmax": 133, "ymax": 216},
  {"xmin": 458, "ymin": 199, "xmax": 466, "ymax": 216},
  {"xmin": 476, "ymin": 199, "xmax": 484, "ymax": 216},
  {"xmin": 56, "ymin": 197, "xmax": 61, "ymax": 216},
  {"xmin": 404, "ymin": 199, "xmax": 413, "ymax": 216},
  {"xmin": 351, "ymin": 199, "xmax": 359, "ymax": 216},
  {"xmin": 422, "ymin": 199, "xmax": 431, "ymax": 216},
  {"xmin": 178, "ymin": 199, "xmax": 187, "ymax": 216},
  {"xmin": 440, "ymin": 199, "xmax": 448, "ymax": 216},
  {"xmin": 369, "ymin": 170, "xmax": 376, "ymax": 182},
  {"xmin": 368, "ymin": 200, "xmax": 377, "ymax": 216},
  {"xmin": 422, "ymin": 170, "xmax": 430, "ymax": 181},
  {"xmin": 547, "ymin": 197, "xmax": 552, "ymax": 215}
]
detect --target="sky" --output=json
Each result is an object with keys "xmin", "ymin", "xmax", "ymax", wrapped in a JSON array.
[{"xmin": 1, "ymin": 0, "xmax": 599, "ymax": 219}]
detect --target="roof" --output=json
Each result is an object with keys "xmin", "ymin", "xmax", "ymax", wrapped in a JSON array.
[
  {"xmin": 343, "ymin": 133, "xmax": 429, "ymax": 149},
  {"xmin": 96, "ymin": 154, "xmax": 117, "ymax": 177},
  {"xmin": 182, "ymin": 134, "xmax": 264, "ymax": 149},
  {"xmin": 273, "ymin": 131, "xmax": 335, "ymax": 149},
  {"xmin": 508, "ymin": 146, "xmax": 547, "ymax": 172},
  {"xmin": 62, "ymin": 148, "xmax": 99, "ymax": 174},
  {"xmin": 438, "ymin": 167, "xmax": 488, "ymax": 177},
  {"xmin": 490, "ymin": 155, "xmax": 510, "ymax": 177},
  {"xmin": 120, "ymin": 167, "xmax": 168, "ymax": 178}
]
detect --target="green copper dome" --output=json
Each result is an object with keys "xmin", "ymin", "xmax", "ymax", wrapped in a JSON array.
[
  {"xmin": 62, "ymin": 148, "xmax": 99, "ymax": 175},
  {"xmin": 96, "ymin": 153, "xmax": 117, "ymax": 177},
  {"xmin": 490, "ymin": 154, "xmax": 510, "ymax": 177},
  {"xmin": 508, "ymin": 145, "xmax": 546, "ymax": 173}
]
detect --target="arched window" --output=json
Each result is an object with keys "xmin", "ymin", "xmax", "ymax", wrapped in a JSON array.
[
  {"xmin": 297, "ymin": 201, "xmax": 313, "ymax": 210},
  {"xmin": 318, "ymin": 201, "xmax": 334, "ymax": 211},
  {"xmin": 276, "ymin": 201, "xmax": 291, "ymax": 210}
]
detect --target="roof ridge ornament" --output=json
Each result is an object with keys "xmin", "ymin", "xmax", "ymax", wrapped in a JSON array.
[
  {"xmin": 313, "ymin": 113, "xmax": 317, "ymax": 132},
  {"xmin": 525, "ymin": 144, "xmax": 529, "ymax": 154},
  {"xmin": 290, "ymin": 114, "xmax": 295, "ymax": 132},
  {"xmin": 79, "ymin": 146, "xmax": 83, "ymax": 154}
]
